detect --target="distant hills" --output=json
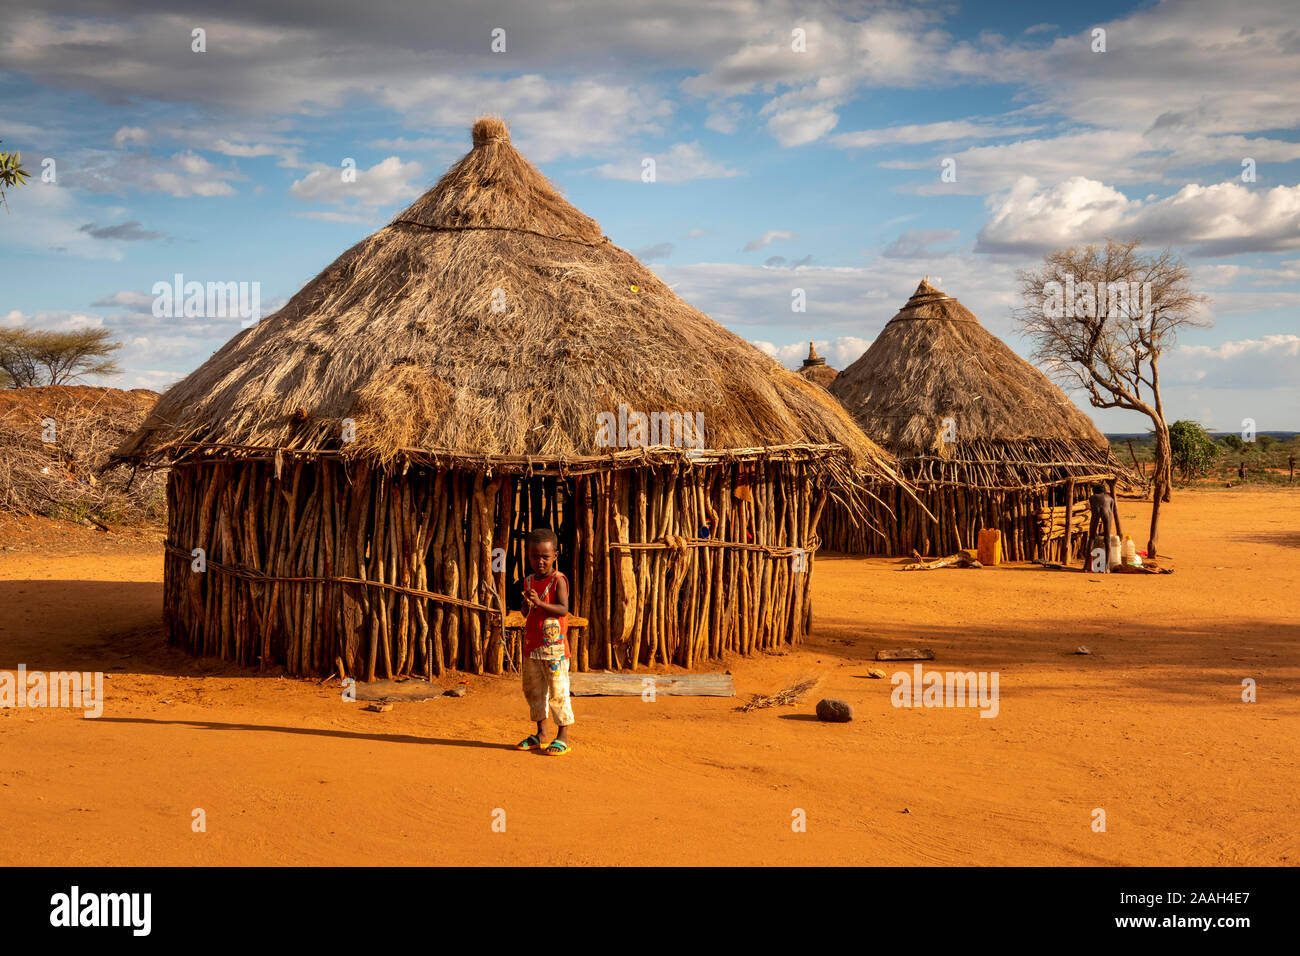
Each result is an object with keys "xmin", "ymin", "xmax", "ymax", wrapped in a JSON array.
[{"xmin": 1106, "ymin": 431, "xmax": 1298, "ymax": 441}]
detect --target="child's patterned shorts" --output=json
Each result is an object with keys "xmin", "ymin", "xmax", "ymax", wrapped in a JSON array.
[{"xmin": 522, "ymin": 655, "xmax": 574, "ymax": 726}]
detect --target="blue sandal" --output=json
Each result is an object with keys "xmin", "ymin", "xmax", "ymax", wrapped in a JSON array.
[
  {"xmin": 515, "ymin": 734, "xmax": 542, "ymax": 751},
  {"xmin": 544, "ymin": 739, "xmax": 571, "ymax": 756}
]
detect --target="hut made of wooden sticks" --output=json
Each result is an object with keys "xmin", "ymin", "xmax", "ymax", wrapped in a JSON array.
[
  {"xmin": 114, "ymin": 117, "xmax": 907, "ymax": 680},
  {"xmin": 823, "ymin": 279, "xmax": 1139, "ymax": 559}
]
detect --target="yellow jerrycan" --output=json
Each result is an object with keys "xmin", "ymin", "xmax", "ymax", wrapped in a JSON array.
[{"xmin": 977, "ymin": 528, "xmax": 1003, "ymax": 566}]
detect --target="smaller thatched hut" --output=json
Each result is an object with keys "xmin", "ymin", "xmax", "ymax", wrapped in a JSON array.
[
  {"xmin": 797, "ymin": 343, "xmax": 838, "ymax": 389},
  {"xmin": 824, "ymin": 280, "xmax": 1137, "ymax": 559}
]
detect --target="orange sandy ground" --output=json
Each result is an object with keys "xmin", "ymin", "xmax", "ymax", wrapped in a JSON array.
[{"xmin": 0, "ymin": 487, "xmax": 1296, "ymax": 866}]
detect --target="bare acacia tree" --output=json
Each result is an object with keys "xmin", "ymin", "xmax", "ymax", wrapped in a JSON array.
[
  {"xmin": 1015, "ymin": 238, "xmax": 1207, "ymax": 558},
  {"xmin": 0, "ymin": 327, "xmax": 122, "ymax": 387}
]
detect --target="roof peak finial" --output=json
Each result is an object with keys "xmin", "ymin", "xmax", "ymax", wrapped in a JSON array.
[
  {"xmin": 914, "ymin": 276, "xmax": 940, "ymax": 297},
  {"xmin": 472, "ymin": 116, "xmax": 510, "ymax": 146}
]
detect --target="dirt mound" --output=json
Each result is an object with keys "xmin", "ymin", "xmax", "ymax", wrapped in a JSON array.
[
  {"xmin": 0, "ymin": 385, "xmax": 164, "ymax": 525},
  {"xmin": 0, "ymin": 385, "xmax": 158, "ymax": 423}
]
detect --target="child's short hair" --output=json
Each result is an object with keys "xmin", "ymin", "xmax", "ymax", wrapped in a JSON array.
[{"xmin": 527, "ymin": 528, "xmax": 559, "ymax": 550}]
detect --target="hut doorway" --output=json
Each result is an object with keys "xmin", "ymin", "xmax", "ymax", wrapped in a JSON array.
[
  {"xmin": 498, "ymin": 474, "xmax": 580, "ymax": 613},
  {"xmin": 415, "ymin": 472, "xmax": 581, "ymax": 659}
]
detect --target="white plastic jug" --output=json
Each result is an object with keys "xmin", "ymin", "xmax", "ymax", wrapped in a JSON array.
[
  {"xmin": 1108, "ymin": 534, "xmax": 1121, "ymax": 570},
  {"xmin": 1121, "ymin": 534, "xmax": 1137, "ymax": 566}
]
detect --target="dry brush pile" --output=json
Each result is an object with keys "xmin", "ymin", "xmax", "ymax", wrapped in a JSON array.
[{"xmin": 0, "ymin": 385, "xmax": 165, "ymax": 525}]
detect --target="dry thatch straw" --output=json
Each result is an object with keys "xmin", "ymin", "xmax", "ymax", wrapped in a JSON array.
[
  {"xmin": 797, "ymin": 342, "xmax": 839, "ymax": 390},
  {"xmin": 740, "ymin": 674, "xmax": 821, "ymax": 711},
  {"xmin": 822, "ymin": 280, "xmax": 1139, "ymax": 559},
  {"xmin": 117, "ymin": 116, "xmax": 897, "ymax": 486}
]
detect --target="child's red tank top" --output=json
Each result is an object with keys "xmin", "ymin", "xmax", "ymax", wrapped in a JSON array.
[{"xmin": 523, "ymin": 571, "xmax": 569, "ymax": 657}]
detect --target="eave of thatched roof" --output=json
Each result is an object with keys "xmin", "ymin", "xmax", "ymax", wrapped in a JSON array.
[
  {"xmin": 829, "ymin": 279, "xmax": 1138, "ymax": 487},
  {"xmin": 115, "ymin": 117, "xmax": 903, "ymax": 488}
]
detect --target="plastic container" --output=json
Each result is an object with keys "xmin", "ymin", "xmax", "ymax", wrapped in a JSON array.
[
  {"xmin": 977, "ymin": 528, "xmax": 1003, "ymax": 566},
  {"xmin": 1108, "ymin": 534, "xmax": 1121, "ymax": 570},
  {"xmin": 1121, "ymin": 534, "xmax": 1137, "ymax": 566}
]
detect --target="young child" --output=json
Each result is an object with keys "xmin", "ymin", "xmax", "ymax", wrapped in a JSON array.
[{"xmin": 514, "ymin": 528, "xmax": 574, "ymax": 756}]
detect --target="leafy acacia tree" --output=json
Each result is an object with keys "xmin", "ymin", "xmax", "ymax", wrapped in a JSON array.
[
  {"xmin": 1168, "ymin": 420, "xmax": 1219, "ymax": 480},
  {"xmin": 1220, "ymin": 433, "xmax": 1245, "ymax": 454},
  {"xmin": 0, "ymin": 327, "xmax": 122, "ymax": 387},
  {"xmin": 0, "ymin": 141, "xmax": 30, "ymax": 210},
  {"xmin": 1016, "ymin": 238, "xmax": 1208, "ymax": 558}
]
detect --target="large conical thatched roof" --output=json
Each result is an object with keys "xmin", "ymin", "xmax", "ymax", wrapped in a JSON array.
[
  {"xmin": 830, "ymin": 279, "xmax": 1129, "ymax": 482},
  {"xmin": 116, "ymin": 117, "xmax": 897, "ymax": 483}
]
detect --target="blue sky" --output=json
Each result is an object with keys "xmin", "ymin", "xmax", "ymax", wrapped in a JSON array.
[{"xmin": 2, "ymin": 0, "xmax": 1297, "ymax": 431}]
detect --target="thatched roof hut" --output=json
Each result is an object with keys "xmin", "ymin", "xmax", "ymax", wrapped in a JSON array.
[
  {"xmin": 797, "ymin": 343, "xmax": 838, "ymax": 389},
  {"xmin": 823, "ymin": 279, "xmax": 1135, "ymax": 559},
  {"xmin": 117, "ymin": 117, "xmax": 905, "ymax": 679}
]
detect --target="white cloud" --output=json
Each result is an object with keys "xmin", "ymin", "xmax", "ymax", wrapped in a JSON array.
[
  {"xmin": 884, "ymin": 129, "xmax": 1300, "ymax": 196},
  {"xmin": 977, "ymin": 176, "xmax": 1300, "ymax": 256},
  {"xmin": 1000, "ymin": 1, "xmax": 1300, "ymax": 138},
  {"xmin": 2, "ymin": 309, "xmax": 106, "ymax": 332},
  {"xmin": 369, "ymin": 136, "xmax": 463, "ymax": 153},
  {"xmin": 684, "ymin": 9, "xmax": 992, "ymax": 147},
  {"xmin": 210, "ymin": 139, "xmax": 278, "ymax": 158},
  {"xmin": 649, "ymin": 258, "xmax": 1024, "ymax": 336},
  {"xmin": 704, "ymin": 100, "xmax": 745, "ymax": 134},
  {"xmin": 1165, "ymin": 334, "xmax": 1300, "ymax": 397},
  {"xmin": 588, "ymin": 142, "xmax": 738, "ymax": 182},
  {"xmin": 753, "ymin": 336, "xmax": 873, "ymax": 370},
  {"xmin": 0, "ymin": 184, "xmax": 125, "ymax": 260},
  {"xmin": 743, "ymin": 230, "xmax": 797, "ymax": 252},
  {"xmin": 54, "ymin": 148, "xmax": 242, "ymax": 197},
  {"xmin": 119, "ymin": 368, "xmax": 183, "ymax": 391},
  {"xmin": 684, "ymin": 10, "xmax": 973, "ymax": 97},
  {"xmin": 882, "ymin": 229, "xmax": 961, "ymax": 259},
  {"xmin": 112, "ymin": 126, "xmax": 149, "ymax": 147},
  {"xmin": 1182, "ymin": 335, "xmax": 1300, "ymax": 362},
  {"xmin": 289, "ymin": 156, "xmax": 424, "ymax": 207},
  {"xmin": 1197, "ymin": 260, "xmax": 1300, "ymax": 289},
  {"xmin": 6, "ymin": 285, "xmax": 291, "ymax": 389},
  {"xmin": 1205, "ymin": 291, "xmax": 1300, "ymax": 317},
  {"xmin": 634, "ymin": 242, "xmax": 674, "ymax": 261},
  {"xmin": 765, "ymin": 103, "xmax": 841, "ymax": 147},
  {"xmin": 90, "ymin": 290, "xmax": 156, "ymax": 309},
  {"xmin": 833, "ymin": 119, "xmax": 1041, "ymax": 149},
  {"xmin": 379, "ymin": 74, "xmax": 675, "ymax": 163},
  {"xmin": 977, "ymin": 176, "xmax": 1134, "ymax": 253}
]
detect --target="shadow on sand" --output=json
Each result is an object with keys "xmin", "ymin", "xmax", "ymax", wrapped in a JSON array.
[{"xmin": 94, "ymin": 716, "xmax": 513, "ymax": 751}]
